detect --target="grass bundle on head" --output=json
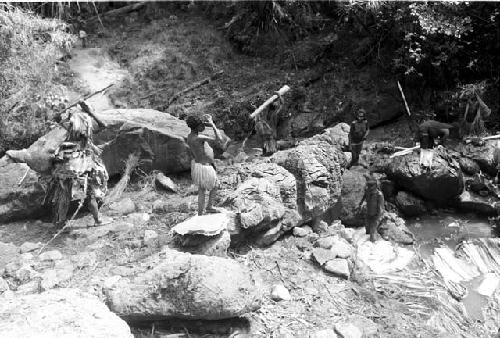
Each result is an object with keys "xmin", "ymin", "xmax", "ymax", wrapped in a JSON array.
[{"xmin": 103, "ymin": 152, "xmax": 140, "ymax": 206}]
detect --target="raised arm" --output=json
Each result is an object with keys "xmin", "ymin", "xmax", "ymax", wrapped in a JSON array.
[{"xmin": 203, "ymin": 114, "xmax": 229, "ymax": 150}]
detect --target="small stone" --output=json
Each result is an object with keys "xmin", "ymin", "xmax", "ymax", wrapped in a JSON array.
[
  {"xmin": 20, "ymin": 252, "xmax": 34, "ymax": 263},
  {"xmin": 312, "ymin": 248, "xmax": 336, "ymax": 266},
  {"xmin": 330, "ymin": 237, "xmax": 353, "ymax": 259},
  {"xmin": 270, "ymin": 284, "xmax": 291, "ymax": 301},
  {"xmin": 19, "ymin": 241, "xmax": 42, "ymax": 254},
  {"xmin": 340, "ymin": 228, "xmax": 356, "ymax": 243},
  {"xmin": 109, "ymin": 197, "xmax": 136, "ymax": 216},
  {"xmin": 293, "ymin": 227, "xmax": 309, "ymax": 237},
  {"xmin": 324, "ymin": 259, "xmax": 350, "ymax": 279},
  {"xmin": 172, "ymin": 213, "xmax": 229, "ymax": 236},
  {"xmin": 312, "ymin": 220, "xmax": 328, "ymax": 234},
  {"xmin": 15, "ymin": 265, "xmax": 39, "ymax": 283},
  {"xmin": 0, "ymin": 276, "xmax": 9, "ymax": 292},
  {"xmin": 334, "ymin": 322, "xmax": 362, "ymax": 338},
  {"xmin": 70, "ymin": 251, "xmax": 97, "ymax": 268},
  {"xmin": 15, "ymin": 280, "xmax": 40, "ymax": 295},
  {"xmin": 309, "ymin": 329, "xmax": 338, "ymax": 338},
  {"xmin": 34, "ymin": 220, "xmax": 43, "ymax": 226},
  {"xmin": 448, "ymin": 222, "xmax": 459, "ymax": 228},
  {"xmin": 144, "ymin": 230, "xmax": 158, "ymax": 242},
  {"xmin": 315, "ymin": 237, "xmax": 335, "ymax": 249},
  {"xmin": 39, "ymin": 250, "xmax": 63, "ymax": 261},
  {"xmin": 126, "ymin": 212, "xmax": 150, "ymax": 225},
  {"xmin": 155, "ymin": 172, "xmax": 178, "ymax": 193},
  {"xmin": 4, "ymin": 261, "xmax": 21, "ymax": 277},
  {"xmin": 104, "ymin": 275, "xmax": 122, "ymax": 289}
]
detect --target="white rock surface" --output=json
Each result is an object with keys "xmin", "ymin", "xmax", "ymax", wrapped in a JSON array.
[
  {"xmin": 0, "ymin": 288, "xmax": 133, "ymax": 337},
  {"xmin": 172, "ymin": 213, "xmax": 230, "ymax": 236},
  {"xmin": 271, "ymin": 284, "xmax": 291, "ymax": 301}
]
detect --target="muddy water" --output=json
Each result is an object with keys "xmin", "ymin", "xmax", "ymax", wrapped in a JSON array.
[{"xmin": 407, "ymin": 213, "xmax": 495, "ymax": 321}]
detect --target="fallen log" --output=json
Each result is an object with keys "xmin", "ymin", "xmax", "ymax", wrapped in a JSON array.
[
  {"xmin": 166, "ymin": 70, "xmax": 224, "ymax": 105},
  {"xmin": 87, "ymin": 2, "xmax": 146, "ymax": 22},
  {"xmin": 250, "ymin": 85, "xmax": 291, "ymax": 119}
]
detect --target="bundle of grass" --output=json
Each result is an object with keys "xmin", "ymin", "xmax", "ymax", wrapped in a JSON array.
[{"xmin": 103, "ymin": 152, "xmax": 140, "ymax": 206}]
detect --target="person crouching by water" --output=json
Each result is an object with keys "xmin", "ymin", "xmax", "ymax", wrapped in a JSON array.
[
  {"xmin": 416, "ymin": 120, "xmax": 453, "ymax": 170},
  {"xmin": 359, "ymin": 177, "xmax": 385, "ymax": 242},
  {"xmin": 348, "ymin": 108, "xmax": 369, "ymax": 168},
  {"xmin": 187, "ymin": 114, "xmax": 227, "ymax": 215}
]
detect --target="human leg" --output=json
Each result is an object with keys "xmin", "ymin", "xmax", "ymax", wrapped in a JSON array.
[
  {"xmin": 350, "ymin": 143, "xmax": 362, "ymax": 167},
  {"xmin": 88, "ymin": 195, "xmax": 101, "ymax": 225},
  {"xmin": 198, "ymin": 188, "xmax": 206, "ymax": 215},
  {"xmin": 205, "ymin": 187, "xmax": 217, "ymax": 213}
]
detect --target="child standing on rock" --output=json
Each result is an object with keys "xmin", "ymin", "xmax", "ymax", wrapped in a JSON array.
[
  {"xmin": 187, "ymin": 114, "xmax": 226, "ymax": 216},
  {"xmin": 359, "ymin": 177, "xmax": 385, "ymax": 242}
]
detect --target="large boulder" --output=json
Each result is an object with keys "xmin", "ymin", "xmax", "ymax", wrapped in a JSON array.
[
  {"xmin": 455, "ymin": 191, "xmax": 497, "ymax": 216},
  {"xmin": 333, "ymin": 167, "xmax": 369, "ymax": 227},
  {"xmin": 395, "ymin": 191, "xmax": 427, "ymax": 217},
  {"xmin": 5, "ymin": 109, "xmax": 228, "ymax": 176},
  {"xmin": 272, "ymin": 133, "xmax": 348, "ymax": 223},
  {"xmin": 104, "ymin": 248, "xmax": 262, "ymax": 320},
  {"xmin": 0, "ymin": 163, "xmax": 45, "ymax": 222},
  {"xmin": 5, "ymin": 127, "xmax": 67, "ymax": 174},
  {"xmin": 221, "ymin": 177, "xmax": 300, "ymax": 246},
  {"xmin": 378, "ymin": 148, "xmax": 464, "ymax": 205},
  {"xmin": 453, "ymin": 140, "xmax": 498, "ymax": 176},
  {"xmin": 0, "ymin": 288, "xmax": 132, "ymax": 337}
]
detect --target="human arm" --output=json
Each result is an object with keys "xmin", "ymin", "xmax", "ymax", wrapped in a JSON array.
[
  {"xmin": 203, "ymin": 114, "xmax": 229, "ymax": 150},
  {"xmin": 475, "ymin": 93, "xmax": 491, "ymax": 118},
  {"xmin": 378, "ymin": 191, "xmax": 385, "ymax": 215},
  {"xmin": 364, "ymin": 121, "xmax": 370, "ymax": 140}
]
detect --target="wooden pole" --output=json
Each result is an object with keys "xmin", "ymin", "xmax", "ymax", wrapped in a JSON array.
[{"xmin": 250, "ymin": 85, "xmax": 291, "ymax": 119}]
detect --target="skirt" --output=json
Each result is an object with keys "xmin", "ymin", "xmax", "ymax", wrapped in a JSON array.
[
  {"xmin": 420, "ymin": 148, "xmax": 434, "ymax": 168},
  {"xmin": 191, "ymin": 160, "xmax": 217, "ymax": 190}
]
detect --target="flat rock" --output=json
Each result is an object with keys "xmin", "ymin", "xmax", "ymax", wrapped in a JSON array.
[
  {"xmin": 172, "ymin": 213, "xmax": 230, "ymax": 236},
  {"xmin": 155, "ymin": 172, "xmax": 177, "ymax": 192},
  {"xmin": 356, "ymin": 239, "xmax": 415, "ymax": 274},
  {"xmin": 0, "ymin": 288, "xmax": 132, "ymax": 337},
  {"xmin": 125, "ymin": 212, "xmax": 150, "ymax": 225},
  {"xmin": 324, "ymin": 259, "xmax": 350, "ymax": 279},
  {"xmin": 312, "ymin": 248, "xmax": 336, "ymax": 266}
]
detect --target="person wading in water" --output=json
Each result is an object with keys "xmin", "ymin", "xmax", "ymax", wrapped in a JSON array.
[
  {"xmin": 187, "ymin": 114, "xmax": 227, "ymax": 215},
  {"xmin": 348, "ymin": 108, "xmax": 369, "ymax": 168}
]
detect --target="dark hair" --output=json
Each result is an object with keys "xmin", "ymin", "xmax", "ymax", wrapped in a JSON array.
[{"xmin": 186, "ymin": 115, "xmax": 203, "ymax": 130}]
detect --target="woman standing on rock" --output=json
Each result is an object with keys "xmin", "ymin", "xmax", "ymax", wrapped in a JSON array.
[{"xmin": 187, "ymin": 114, "xmax": 226, "ymax": 215}]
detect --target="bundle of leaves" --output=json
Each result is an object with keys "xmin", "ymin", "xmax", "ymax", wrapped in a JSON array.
[{"xmin": 0, "ymin": 5, "xmax": 76, "ymax": 155}]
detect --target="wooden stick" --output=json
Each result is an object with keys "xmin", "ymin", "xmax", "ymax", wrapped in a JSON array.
[
  {"xmin": 390, "ymin": 145, "xmax": 420, "ymax": 158},
  {"xmin": 397, "ymin": 81, "xmax": 411, "ymax": 117},
  {"xmin": 166, "ymin": 70, "xmax": 224, "ymax": 105},
  {"xmin": 18, "ymin": 167, "xmax": 30, "ymax": 186},
  {"xmin": 87, "ymin": 2, "xmax": 146, "ymax": 22},
  {"xmin": 250, "ymin": 85, "xmax": 291, "ymax": 119}
]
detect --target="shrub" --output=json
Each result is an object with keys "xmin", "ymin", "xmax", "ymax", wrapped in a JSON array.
[{"xmin": 0, "ymin": 5, "xmax": 76, "ymax": 155}]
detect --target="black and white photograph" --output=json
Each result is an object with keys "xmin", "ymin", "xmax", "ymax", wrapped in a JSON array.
[{"xmin": 1, "ymin": 1, "xmax": 500, "ymax": 337}]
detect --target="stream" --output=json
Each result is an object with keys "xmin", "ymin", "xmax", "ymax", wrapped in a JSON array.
[{"xmin": 407, "ymin": 213, "xmax": 497, "ymax": 321}]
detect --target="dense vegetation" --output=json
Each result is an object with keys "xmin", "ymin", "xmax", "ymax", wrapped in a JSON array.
[{"xmin": 204, "ymin": 1, "xmax": 500, "ymax": 122}]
